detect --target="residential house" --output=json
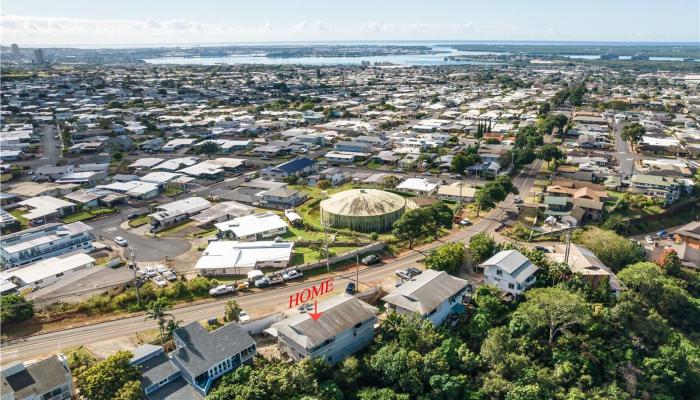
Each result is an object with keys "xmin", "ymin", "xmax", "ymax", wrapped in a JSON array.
[
  {"xmin": 265, "ymin": 157, "xmax": 316, "ymax": 180},
  {"xmin": 149, "ymin": 197, "xmax": 212, "ymax": 231},
  {"xmin": 396, "ymin": 178, "xmax": 438, "ymax": 196},
  {"xmin": 195, "ymin": 240, "xmax": 294, "ymax": 275},
  {"xmin": 674, "ymin": 221, "xmax": 700, "ymax": 249},
  {"xmin": 481, "ymin": 250, "xmax": 538, "ymax": 297},
  {"xmin": 437, "ymin": 183, "xmax": 476, "ymax": 203},
  {"xmin": 629, "ymin": 174, "xmax": 681, "ymax": 205},
  {"xmin": 551, "ymin": 244, "xmax": 622, "ymax": 295},
  {"xmin": 1, "ymin": 354, "xmax": 73, "ymax": 400},
  {"xmin": 260, "ymin": 188, "xmax": 307, "ymax": 209},
  {"xmin": 272, "ymin": 293, "xmax": 378, "ymax": 364},
  {"xmin": 1, "ymin": 253, "xmax": 95, "ymax": 291},
  {"xmin": 381, "ymin": 269, "xmax": 469, "ymax": 326},
  {"xmin": 16, "ymin": 196, "xmax": 76, "ymax": 225},
  {"xmin": 215, "ymin": 212, "xmax": 288, "ymax": 241}
]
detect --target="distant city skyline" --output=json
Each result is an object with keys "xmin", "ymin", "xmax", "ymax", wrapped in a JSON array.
[{"xmin": 2, "ymin": 0, "xmax": 698, "ymax": 46}]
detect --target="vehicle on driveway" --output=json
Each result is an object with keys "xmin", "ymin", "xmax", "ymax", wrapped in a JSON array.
[
  {"xmin": 152, "ymin": 276, "xmax": 168, "ymax": 287},
  {"xmin": 645, "ymin": 236, "xmax": 655, "ymax": 245},
  {"xmin": 395, "ymin": 269, "xmax": 412, "ymax": 280},
  {"xmin": 406, "ymin": 267, "xmax": 422, "ymax": 277},
  {"xmin": 209, "ymin": 285, "xmax": 236, "ymax": 296},
  {"xmin": 156, "ymin": 265, "xmax": 170, "ymax": 275},
  {"xmin": 282, "ymin": 269, "xmax": 303, "ymax": 281},
  {"xmin": 114, "ymin": 236, "xmax": 128, "ymax": 247},
  {"xmin": 361, "ymin": 254, "xmax": 381, "ymax": 265},
  {"xmin": 162, "ymin": 270, "xmax": 177, "ymax": 281},
  {"xmin": 144, "ymin": 266, "xmax": 157, "ymax": 278},
  {"xmin": 298, "ymin": 303, "xmax": 313, "ymax": 313},
  {"xmin": 345, "ymin": 282, "xmax": 356, "ymax": 294}
]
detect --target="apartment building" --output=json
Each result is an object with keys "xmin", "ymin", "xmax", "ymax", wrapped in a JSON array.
[{"xmin": 0, "ymin": 222, "xmax": 94, "ymax": 269}]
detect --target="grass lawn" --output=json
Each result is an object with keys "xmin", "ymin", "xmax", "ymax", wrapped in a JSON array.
[
  {"xmin": 158, "ymin": 221, "xmax": 196, "ymax": 236},
  {"xmin": 61, "ymin": 208, "xmax": 116, "ymax": 224},
  {"xmin": 626, "ymin": 208, "xmax": 698, "ymax": 235},
  {"xmin": 128, "ymin": 215, "xmax": 149, "ymax": 228},
  {"xmin": 9, "ymin": 209, "xmax": 29, "ymax": 227},
  {"xmin": 0, "ymin": 174, "xmax": 13, "ymax": 183}
]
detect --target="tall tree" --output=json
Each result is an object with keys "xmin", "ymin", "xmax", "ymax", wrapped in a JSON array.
[
  {"xmin": 469, "ymin": 233, "xmax": 496, "ymax": 263},
  {"xmin": 195, "ymin": 141, "xmax": 222, "ymax": 158},
  {"xmin": 621, "ymin": 123, "xmax": 645, "ymax": 147},
  {"xmin": 144, "ymin": 297, "xmax": 173, "ymax": 345},
  {"xmin": 75, "ymin": 351, "xmax": 141, "ymax": 400},
  {"xmin": 537, "ymin": 143, "xmax": 564, "ymax": 168},
  {"xmin": 0, "ymin": 294, "xmax": 34, "ymax": 323},
  {"xmin": 424, "ymin": 242, "xmax": 465, "ymax": 274},
  {"xmin": 224, "ymin": 299, "xmax": 243, "ymax": 323}
]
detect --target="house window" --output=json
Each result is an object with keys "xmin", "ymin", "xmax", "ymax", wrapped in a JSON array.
[
  {"xmin": 508, "ymin": 283, "xmax": 514, "ymax": 289},
  {"xmin": 496, "ymin": 269, "xmax": 502, "ymax": 276}
]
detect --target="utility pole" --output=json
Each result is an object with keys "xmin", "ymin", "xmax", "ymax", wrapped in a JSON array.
[
  {"xmin": 356, "ymin": 254, "xmax": 360, "ymax": 288},
  {"xmin": 322, "ymin": 190, "xmax": 330, "ymax": 273},
  {"xmin": 564, "ymin": 230, "xmax": 572, "ymax": 264},
  {"xmin": 129, "ymin": 244, "xmax": 141, "ymax": 308}
]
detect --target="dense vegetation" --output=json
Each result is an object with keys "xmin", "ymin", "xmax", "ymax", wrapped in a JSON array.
[{"xmin": 203, "ymin": 227, "xmax": 700, "ymax": 400}]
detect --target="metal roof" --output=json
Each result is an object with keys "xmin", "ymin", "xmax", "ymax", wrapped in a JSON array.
[{"xmin": 381, "ymin": 270, "xmax": 469, "ymax": 315}]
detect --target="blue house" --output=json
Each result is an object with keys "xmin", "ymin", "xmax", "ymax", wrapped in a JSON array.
[{"xmin": 265, "ymin": 157, "xmax": 317, "ymax": 180}]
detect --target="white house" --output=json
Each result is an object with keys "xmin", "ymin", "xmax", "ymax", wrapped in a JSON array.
[
  {"xmin": 396, "ymin": 178, "xmax": 438, "ymax": 196},
  {"xmin": 381, "ymin": 269, "xmax": 469, "ymax": 326},
  {"xmin": 1, "ymin": 253, "xmax": 95, "ymax": 290},
  {"xmin": 480, "ymin": 250, "xmax": 538, "ymax": 296},
  {"xmin": 215, "ymin": 212, "xmax": 288, "ymax": 241},
  {"xmin": 195, "ymin": 241, "xmax": 293, "ymax": 275}
]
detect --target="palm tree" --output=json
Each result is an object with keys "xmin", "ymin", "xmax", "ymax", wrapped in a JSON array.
[
  {"xmin": 144, "ymin": 297, "xmax": 173, "ymax": 345},
  {"xmin": 165, "ymin": 318, "xmax": 183, "ymax": 341},
  {"xmin": 224, "ymin": 299, "xmax": 242, "ymax": 323}
]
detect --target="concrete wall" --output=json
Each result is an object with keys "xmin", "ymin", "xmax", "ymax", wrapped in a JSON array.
[{"xmin": 297, "ymin": 242, "xmax": 385, "ymax": 272}]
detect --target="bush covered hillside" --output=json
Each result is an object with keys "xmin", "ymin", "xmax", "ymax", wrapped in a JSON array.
[{"xmin": 207, "ymin": 253, "xmax": 700, "ymax": 399}]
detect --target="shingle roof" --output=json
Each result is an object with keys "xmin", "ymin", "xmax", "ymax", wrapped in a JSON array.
[
  {"xmin": 273, "ymin": 157, "xmax": 315, "ymax": 174},
  {"xmin": 172, "ymin": 322, "xmax": 255, "ymax": 377},
  {"xmin": 481, "ymin": 250, "xmax": 539, "ymax": 283},
  {"xmin": 381, "ymin": 270, "xmax": 468, "ymax": 315}
]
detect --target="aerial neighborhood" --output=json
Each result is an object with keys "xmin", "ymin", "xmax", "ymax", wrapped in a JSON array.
[{"xmin": 1, "ymin": 38, "xmax": 699, "ymax": 400}]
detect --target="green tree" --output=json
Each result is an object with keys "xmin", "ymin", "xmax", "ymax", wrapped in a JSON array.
[
  {"xmin": 224, "ymin": 299, "xmax": 242, "ymax": 322},
  {"xmin": 424, "ymin": 242, "xmax": 465, "ymax": 274},
  {"xmin": 114, "ymin": 380, "xmax": 142, "ymax": 400},
  {"xmin": 75, "ymin": 351, "xmax": 141, "ymax": 400},
  {"xmin": 357, "ymin": 387, "xmax": 410, "ymax": 400},
  {"xmin": 111, "ymin": 151, "xmax": 123, "ymax": 161},
  {"xmin": 368, "ymin": 344, "xmax": 424, "ymax": 395},
  {"xmin": 469, "ymin": 233, "xmax": 496, "ymax": 263},
  {"xmin": 195, "ymin": 141, "xmax": 222, "ymax": 158},
  {"xmin": 144, "ymin": 297, "xmax": 173, "ymax": 345},
  {"xmin": 429, "ymin": 201, "xmax": 454, "ymax": 229},
  {"xmin": 537, "ymin": 143, "xmax": 564, "ymax": 168},
  {"xmin": 392, "ymin": 208, "xmax": 432, "ymax": 248},
  {"xmin": 574, "ymin": 227, "xmax": 645, "ymax": 271},
  {"xmin": 317, "ymin": 179, "xmax": 331, "ymax": 190},
  {"xmin": 0, "ymin": 294, "xmax": 34, "ymax": 323},
  {"xmin": 621, "ymin": 123, "xmax": 645, "ymax": 147},
  {"xmin": 382, "ymin": 175, "xmax": 400, "ymax": 189},
  {"xmin": 513, "ymin": 287, "xmax": 591, "ymax": 345}
]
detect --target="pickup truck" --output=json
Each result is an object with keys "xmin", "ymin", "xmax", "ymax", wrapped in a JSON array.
[
  {"xmin": 282, "ymin": 269, "xmax": 303, "ymax": 281},
  {"xmin": 209, "ymin": 285, "xmax": 236, "ymax": 296}
]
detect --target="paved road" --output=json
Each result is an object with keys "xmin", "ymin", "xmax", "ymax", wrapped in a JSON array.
[
  {"xmin": 89, "ymin": 213, "xmax": 192, "ymax": 262},
  {"xmin": 0, "ymin": 160, "xmax": 541, "ymax": 364},
  {"xmin": 613, "ymin": 121, "xmax": 637, "ymax": 177}
]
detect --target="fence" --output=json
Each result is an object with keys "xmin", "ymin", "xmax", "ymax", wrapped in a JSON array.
[
  {"xmin": 241, "ymin": 312, "xmax": 285, "ymax": 335},
  {"xmin": 296, "ymin": 241, "xmax": 386, "ymax": 272}
]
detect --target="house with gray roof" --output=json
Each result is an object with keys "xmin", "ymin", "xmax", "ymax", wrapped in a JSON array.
[
  {"xmin": 481, "ymin": 250, "xmax": 538, "ymax": 297},
  {"xmin": 381, "ymin": 269, "xmax": 469, "ymax": 325},
  {"xmin": 272, "ymin": 293, "xmax": 377, "ymax": 364},
  {"xmin": 1, "ymin": 354, "xmax": 73, "ymax": 400},
  {"xmin": 170, "ymin": 321, "xmax": 256, "ymax": 396}
]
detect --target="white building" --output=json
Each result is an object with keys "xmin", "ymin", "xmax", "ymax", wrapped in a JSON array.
[
  {"xmin": 17, "ymin": 196, "xmax": 76, "ymax": 225},
  {"xmin": 481, "ymin": 250, "xmax": 538, "ymax": 296},
  {"xmin": 0, "ymin": 222, "xmax": 94, "ymax": 269},
  {"xmin": 381, "ymin": 269, "xmax": 469, "ymax": 326},
  {"xmin": 437, "ymin": 183, "xmax": 476, "ymax": 202},
  {"xmin": 149, "ymin": 197, "xmax": 211, "ymax": 230},
  {"xmin": 1, "ymin": 253, "xmax": 95, "ymax": 290},
  {"xmin": 195, "ymin": 241, "xmax": 293, "ymax": 275},
  {"xmin": 215, "ymin": 212, "xmax": 288, "ymax": 241},
  {"xmin": 396, "ymin": 178, "xmax": 438, "ymax": 196}
]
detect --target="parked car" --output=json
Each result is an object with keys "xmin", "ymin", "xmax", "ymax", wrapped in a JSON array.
[
  {"xmin": 449, "ymin": 173, "xmax": 463, "ymax": 179},
  {"xmin": 406, "ymin": 267, "xmax": 422, "ymax": 277},
  {"xmin": 156, "ymin": 265, "xmax": 170, "ymax": 275},
  {"xmin": 534, "ymin": 246, "xmax": 551, "ymax": 253},
  {"xmin": 298, "ymin": 303, "xmax": 313, "ymax": 313},
  {"xmin": 513, "ymin": 195, "xmax": 523, "ymax": 203},
  {"xmin": 282, "ymin": 269, "xmax": 303, "ymax": 281},
  {"xmin": 145, "ymin": 266, "xmax": 157, "ymax": 278},
  {"xmin": 209, "ymin": 285, "xmax": 235, "ymax": 296},
  {"xmin": 393, "ymin": 168, "xmax": 405, "ymax": 173},
  {"xmin": 422, "ymin": 171, "xmax": 432, "ymax": 176},
  {"xmin": 114, "ymin": 236, "xmax": 128, "ymax": 247},
  {"xmin": 152, "ymin": 276, "xmax": 168, "ymax": 287},
  {"xmin": 361, "ymin": 254, "xmax": 381, "ymax": 265},
  {"xmin": 645, "ymin": 236, "xmax": 655, "ymax": 245},
  {"xmin": 126, "ymin": 211, "xmax": 147, "ymax": 220},
  {"xmin": 459, "ymin": 219, "xmax": 471, "ymax": 226},
  {"xmin": 395, "ymin": 269, "xmax": 412, "ymax": 280},
  {"xmin": 162, "ymin": 270, "xmax": 177, "ymax": 281},
  {"xmin": 238, "ymin": 310, "xmax": 250, "ymax": 322},
  {"xmin": 254, "ymin": 276, "xmax": 270, "ymax": 288},
  {"xmin": 260, "ymin": 156, "xmax": 271, "ymax": 160},
  {"xmin": 345, "ymin": 282, "xmax": 356, "ymax": 294}
]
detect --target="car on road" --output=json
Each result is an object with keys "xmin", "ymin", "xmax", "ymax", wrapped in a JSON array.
[
  {"xmin": 152, "ymin": 276, "xmax": 168, "ymax": 287},
  {"xmin": 345, "ymin": 282, "xmax": 356, "ymax": 294},
  {"xmin": 254, "ymin": 276, "xmax": 270, "ymax": 288},
  {"xmin": 282, "ymin": 269, "xmax": 303, "ymax": 281},
  {"xmin": 114, "ymin": 236, "xmax": 128, "ymax": 247},
  {"xmin": 244, "ymin": 176, "xmax": 252, "ymax": 182},
  {"xmin": 144, "ymin": 266, "xmax": 158, "ymax": 278},
  {"xmin": 449, "ymin": 173, "xmax": 463, "ymax": 179},
  {"xmin": 395, "ymin": 269, "xmax": 412, "ymax": 280},
  {"xmin": 238, "ymin": 310, "xmax": 250, "ymax": 322},
  {"xmin": 406, "ymin": 267, "xmax": 422, "ymax": 277},
  {"xmin": 645, "ymin": 236, "xmax": 655, "ymax": 245},
  {"xmin": 162, "ymin": 270, "xmax": 177, "ymax": 281},
  {"xmin": 209, "ymin": 285, "xmax": 236, "ymax": 296},
  {"xmin": 361, "ymin": 254, "xmax": 381, "ymax": 265},
  {"xmin": 459, "ymin": 219, "xmax": 471, "ymax": 226},
  {"xmin": 422, "ymin": 171, "xmax": 432, "ymax": 176}
]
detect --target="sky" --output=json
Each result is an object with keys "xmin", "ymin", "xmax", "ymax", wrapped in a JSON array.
[{"xmin": 2, "ymin": 0, "xmax": 699, "ymax": 47}]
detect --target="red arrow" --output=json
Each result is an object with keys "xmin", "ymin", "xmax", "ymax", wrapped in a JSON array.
[{"xmin": 308, "ymin": 300, "xmax": 322, "ymax": 321}]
